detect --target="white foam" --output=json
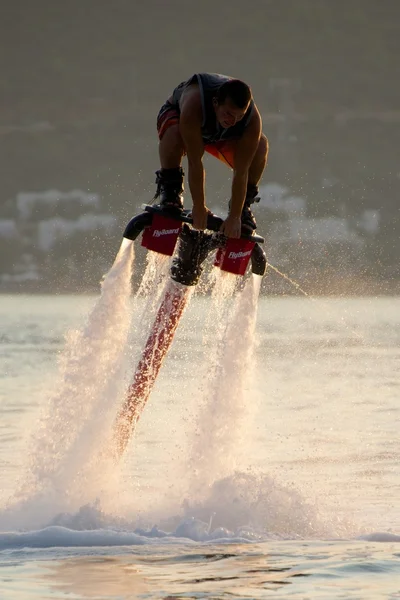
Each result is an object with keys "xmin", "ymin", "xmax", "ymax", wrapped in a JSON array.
[
  {"xmin": 0, "ymin": 526, "xmax": 145, "ymax": 549},
  {"xmin": 4, "ymin": 240, "xmax": 135, "ymax": 525},
  {"xmin": 189, "ymin": 273, "xmax": 261, "ymax": 491}
]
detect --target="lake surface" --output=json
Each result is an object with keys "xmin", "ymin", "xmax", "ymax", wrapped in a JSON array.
[{"xmin": 0, "ymin": 250, "xmax": 399, "ymax": 599}]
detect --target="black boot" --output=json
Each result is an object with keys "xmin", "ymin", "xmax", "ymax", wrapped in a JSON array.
[
  {"xmin": 241, "ymin": 183, "xmax": 260, "ymax": 232},
  {"xmin": 154, "ymin": 167, "xmax": 184, "ymax": 209}
]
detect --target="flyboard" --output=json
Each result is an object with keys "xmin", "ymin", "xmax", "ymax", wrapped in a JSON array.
[{"xmin": 111, "ymin": 204, "xmax": 267, "ymax": 459}]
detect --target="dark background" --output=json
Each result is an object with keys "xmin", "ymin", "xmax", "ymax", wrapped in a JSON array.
[{"xmin": 1, "ymin": 0, "xmax": 399, "ymax": 291}]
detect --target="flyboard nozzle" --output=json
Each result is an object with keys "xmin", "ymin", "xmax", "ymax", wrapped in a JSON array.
[
  {"xmin": 123, "ymin": 211, "xmax": 153, "ymax": 241},
  {"xmin": 251, "ymin": 243, "xmax": 267, "ymax": 276}
]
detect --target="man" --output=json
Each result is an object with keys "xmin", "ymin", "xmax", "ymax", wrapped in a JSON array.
[{"xmin": 154, "ymin": 72, "xmax": 268, "ymax": 238}]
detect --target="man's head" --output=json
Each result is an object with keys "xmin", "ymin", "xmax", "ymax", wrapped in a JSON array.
[{"xmin": 213, "ymin": 79, "xmax": 252, "ymax": 128}]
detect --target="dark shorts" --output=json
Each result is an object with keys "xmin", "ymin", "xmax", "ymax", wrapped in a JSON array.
[{"xmin": 157, "ymin": 101, "xmax": 237, "ymax": 168}]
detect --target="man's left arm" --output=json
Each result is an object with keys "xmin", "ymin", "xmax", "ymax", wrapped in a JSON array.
[{"xmin": 220, "ymin": 108, "xmax": 262, "ymax": 238}]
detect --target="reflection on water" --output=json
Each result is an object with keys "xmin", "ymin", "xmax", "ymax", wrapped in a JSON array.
[
  {"xmin": 43, "ymin": 556, "xmax": 147, "ymax": 598},
  {"xmin": 40, "ymin": 548, "xmax": 301, "ymax": 599},
  {"xmin": 11, "ymin": 541, "xmax": 399, "ymax": 600}
]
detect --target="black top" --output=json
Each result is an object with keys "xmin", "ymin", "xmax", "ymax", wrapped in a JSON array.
[{"xmin": 170, "ymin": 72, "xmax": 254, "ymax": 144}]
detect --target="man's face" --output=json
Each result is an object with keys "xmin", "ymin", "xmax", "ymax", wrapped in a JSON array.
[{"xmin": 214, "ymin": 97, "xmax": 250, "ymax": 128}]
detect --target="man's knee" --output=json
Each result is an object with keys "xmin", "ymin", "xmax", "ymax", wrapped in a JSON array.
[{"xmin": 248, "ymin": 134, "xmax": 268, "ymax": 185}]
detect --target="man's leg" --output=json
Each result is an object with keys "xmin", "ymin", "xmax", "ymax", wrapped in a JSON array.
[
  {"xmin": 242, "ymin": 134, "xmax": 269, "ymax": 231},
  {"xmin": 159, "ymin": 124, "xmax": 185, "ymax": 168},
  {"xmin": 206, "ymin": 134, "xmax": 269, "ymax": 231},
  {"xmin": 248, "ymin": 134, "xmax": 268, "ymax": 189},
  {"xmin": 155, "ymin": 108, "xmax": 186, "ymax": 208}
]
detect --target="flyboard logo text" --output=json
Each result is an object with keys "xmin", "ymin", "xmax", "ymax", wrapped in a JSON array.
[
  {"xmin": 228, "ymin": 250, "xmax": 252, "ymax": 260},
  {"xmin": 153, "ymin": 228, "xmax": 180, "ymax": 238}
]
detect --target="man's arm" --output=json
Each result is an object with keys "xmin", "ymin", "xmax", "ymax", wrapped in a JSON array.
[
  {"xmin": 221, "ymin": 107, "xmax": 262, "ymax": 238},
  {"xmin": 179, "ymin": 88, "xmax": 209, "ymax": 230}
]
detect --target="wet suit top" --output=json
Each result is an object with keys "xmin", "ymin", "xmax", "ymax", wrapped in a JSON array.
[{"xmin": 169, "ymin": 73, "xmax": 254, "ymax": 144}]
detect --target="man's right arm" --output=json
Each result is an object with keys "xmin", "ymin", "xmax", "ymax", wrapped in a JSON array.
[{"xmin": 179, "ymin": 88, "xmax": 209, "ymax": 230}]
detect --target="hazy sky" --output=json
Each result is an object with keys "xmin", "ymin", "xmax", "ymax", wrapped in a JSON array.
[{"xmin": 1, "ymin": 1, "xmax": 399, "ymax": 214}]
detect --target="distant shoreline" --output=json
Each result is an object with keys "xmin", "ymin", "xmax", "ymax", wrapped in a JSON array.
[{"xmin": 1, "ymin": 276, "xmax": 399, "ymax": 298}]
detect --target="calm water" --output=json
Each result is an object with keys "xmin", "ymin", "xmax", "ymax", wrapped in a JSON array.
[{"xmin": 0, "ymin": 280, "xmax": 399, "ymax": 598}]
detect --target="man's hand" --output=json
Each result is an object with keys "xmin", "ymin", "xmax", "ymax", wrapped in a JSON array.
[
  {"xmin": 220, "ymin": 214, "xmax": 242, "ymax": 239},
  {"xmin": 191, "ymin": 204, "xmax": 210, "ymax": 231}
]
